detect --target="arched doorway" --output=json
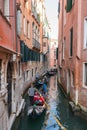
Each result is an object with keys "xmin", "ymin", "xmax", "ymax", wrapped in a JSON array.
[{"xmin": 7, "ymin": 61, "xmax": 13, "ymax": 117}]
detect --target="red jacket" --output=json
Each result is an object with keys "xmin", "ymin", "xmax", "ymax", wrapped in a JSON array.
[{"xmin": 33, "ymin": 94, "xmax": 44, "ymax": 104}]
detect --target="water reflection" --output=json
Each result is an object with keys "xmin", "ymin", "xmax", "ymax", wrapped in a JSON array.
[
  {"xmin": 42, "ymin": 75, "xmax": 61, "ymax": 130},
  {"xmin": 12, "ymin": 75, "xmax": 87, "ymax": 130}
]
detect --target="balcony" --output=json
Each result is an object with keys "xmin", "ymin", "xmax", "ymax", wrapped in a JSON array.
[
  {"xmin": 31, "ymin": 5, "xmax": 40, "ymax": 24},
  {"xmin": 32, "ymin": 38, "xmax": 40, "ymax": 50}
]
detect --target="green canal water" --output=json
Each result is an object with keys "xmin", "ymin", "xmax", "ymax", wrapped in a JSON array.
[{"xmin": 11, "ymin": 75, "xmax": 87, "ymax": 130}]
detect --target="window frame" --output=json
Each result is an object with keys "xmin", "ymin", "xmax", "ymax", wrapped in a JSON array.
[
  {"xmin": 23, "ymin": 16, "xmax": 26, "ymax": 35},
  {"xmin": 84, "ymin": 17, "xmax": 87, "ymax": 49},
  {"xmin": 69, "ymin": 27, "xmax": 73, "ymax": 57},
  {"xmin": 83, "ymin": 63, "xmax": 87, "ymax": 88},
  {"xmin": 71, "ymin": 71, "xmax": 74, "ymax": 87},
  {"xmin": 27, "ymin": 21, "xmax": 30, "ymax": 39}
]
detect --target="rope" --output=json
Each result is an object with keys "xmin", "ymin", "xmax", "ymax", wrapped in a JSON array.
[{"xmin": 35, "ymin": 88, "xmax": 67, "ymax": 130}]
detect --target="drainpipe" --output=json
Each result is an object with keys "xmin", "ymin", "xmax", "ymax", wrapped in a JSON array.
[{"xmin": 61, "ymin": 0, "xmax": 64, "ymax": 60}]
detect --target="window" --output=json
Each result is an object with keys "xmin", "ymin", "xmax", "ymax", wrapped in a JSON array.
[
  {"xmin": 35, "ymin": 67, "xmax": 37, "ymax": 74},
  {"xmin": 0, "ymin": 0, "xmax": 4, "ymax": 13},
  {"xmin": 54, "ymin": 49, "xmax": 56, "ymax": 60},
  {"xmin": 38, "ymin": 29, "xmax": 40, "ymax": 42},
  {"xmin": 70, "ymin": 28, "xmax": 73, "ymax": 56},
  {"xmin": 32, "ymin": 22, "xmax": 34, "ymax": 38},
  {"xmin": 71, "ymin": 72, "xmax": 74, "ymax": 87},
  {"xmin": 23, "ymin": 16, "xmax": 26, "ymax": 35},
  {"xmin": 66, "ymin": 0, "xmax": 74, "ymax": 12},
  {"xmin": 84, "ymin": 18, "xmax": 87, "ymax": 48},
  {"xmin": 58, "ymin": 2, "xmax": 60, "ymax": 14},
  {"xmin": 24, "ymin": 0, "xmax": 27, "ymax": 8},
  {"xmin": 63, "ymin": 38, "xmax": 66, "ymax": 59},
  {"xmin": 43, "ymin": 42, "xmax": 46, "ymax": 47},
  {"xmin": 34, "ymin": 24, "xmax": 35, "ymax": 39},
  {"xmin": 18, "ymin": 61, "xmax": 20, "ymax": 76},
  {"xmin": 27, "ymin": 21, "xmax": 30, "ymax": 38},
  {"xmin": 26, "ymin": 1, "xmax": 29, "ymax": 9},
  {"xmin": 56, "ymin": 48, "xmax": 58, "ymax": 59},
  {"xmin": 26, "ymin": 70, "xmax": 29, "ymax": 80},
  {"xmin": 36, "ymin": 26, "xmax": 37, "ymax": 40},
  {"xmin": 23, "ymin": 72, "xmax": 25, "ymax": 81},
  {"xmin": 83, "ymin": 63, "xmax": 87, "ymax": 86},
  {"xmin": 64, "ymin": 8, "xmax": 66, "ymax": 26},
  {"xmin": 17, "ymin": 10, "xmax": 22, "ymax": 35},
  {"xmin": 0, "ymin": 60, "xmax": 2, "ymax": 90},
  {"xmin": 72, "ymin": 0, "xmax": 75, "ymax": 5},
  {"xmin": 32, "ymin": 69, "xmax": 33, "ymax": 77},
  {"xmin": 4, "ymin": 0, "xmax": 10, "ymax": 21}
]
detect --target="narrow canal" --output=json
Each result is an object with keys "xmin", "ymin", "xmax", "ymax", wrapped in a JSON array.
[{"xmin": 11, "ymin": 75, "xmax": 87, "ymax": 130}]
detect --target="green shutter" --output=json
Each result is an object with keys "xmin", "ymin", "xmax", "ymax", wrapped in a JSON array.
[
  {"xmin": 20, "ymin": 41, "xmax": 25, "ymax": 62},
  {"xmin": 56, "ymin": 48, "xmax": 58, "ymax": 59},
  {"xmin": 66, "ymin": 0, "xmax": 72, "ymax": 12}
]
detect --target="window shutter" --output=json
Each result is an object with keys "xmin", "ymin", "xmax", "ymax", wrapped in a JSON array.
[
  {"xmin": 56, "ymin": 48, "xmax": 58, "ymax": 59},
  {"xmin": 66, "ymin": 0, "xmax": 72, "ymax": 12},
  {"xmin": 20, "ymin": 41, "xmax": 25, "ymax": 62},
  {"xmin": 17, "ymin": 10, "xmax": 22, "ymax": 35},
  {"xmin": 58, "ymin": 2, "xmax": 60, "ymax": 13}
]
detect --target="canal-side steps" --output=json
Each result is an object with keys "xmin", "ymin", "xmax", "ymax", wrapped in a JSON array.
[
  {"xmin": 16, "ymin": 99, "xmax": 25, "ymax": 117},
  {"xmin": 69, "ymin": 101, "xmax": 80, "ymax": 114},
  {"xmin": 9, "ymin": 99, "xmax": 25, "ymax": 130},
  {"xmin": 69, "ymin": 101, "xmax": 87, "ymax": 120},
  {"xmin": 57, "ymin": 80, "xmax": 87, "ymax": 120}
]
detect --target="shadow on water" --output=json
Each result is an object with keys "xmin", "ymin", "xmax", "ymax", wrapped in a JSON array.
[{"xmin": 12, "ymin": 75, "xmax": 87, "ymax": 130}]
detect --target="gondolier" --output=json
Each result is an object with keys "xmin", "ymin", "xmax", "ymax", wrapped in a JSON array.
[{"xmin": 28, "ymin": 84, "xmax": 35, "ymax": 105}]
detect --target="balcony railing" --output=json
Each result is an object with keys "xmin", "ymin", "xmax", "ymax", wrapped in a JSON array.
[{"xmin": 32, "ymin": 38, "xmax": 40, "ymax": 50}]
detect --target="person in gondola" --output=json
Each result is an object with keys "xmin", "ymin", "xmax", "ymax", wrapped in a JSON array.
[
  {"xmin": 44, "ymin": 76, "xmax": 48, "ymax": 84},
  {"xmin": 28, "ymin": 84, "xmax": 35, "ymax": 105},
  {"xmin": 42, "ymin": 79, "xmax": 47, "ymax": 95},
  {"xmin": 33, "ymin": 91, "xmax": 45, "ymax": 105}
]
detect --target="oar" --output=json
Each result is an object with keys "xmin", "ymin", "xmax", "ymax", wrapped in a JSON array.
[{"xmin": 35, "ymin": 88, "xmax": 67, "ymax": 130}]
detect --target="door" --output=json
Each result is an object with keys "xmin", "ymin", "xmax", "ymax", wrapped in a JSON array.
[{"xmin": 7, "ymin": 62, "xmax": 13, "ymax": 117}]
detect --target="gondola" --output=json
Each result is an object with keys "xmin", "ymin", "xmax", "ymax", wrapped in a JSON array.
[
  {"xmin": 27, "ymin": 103, "xmax": 46, "ymax": 118},
  {"xmin": 27, "ymin": 92, "xmax": 46, "ymax": 118},
  {"xmin": 34, "ymin": 80, "xmax": 43, "ymax": 89},
  {"xmin": 47, "ymin": 69, "xmax": 57, "ymax": 76}
]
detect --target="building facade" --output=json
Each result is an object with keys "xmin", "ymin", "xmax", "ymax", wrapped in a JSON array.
[
  {"xmin": 0, "ymin": 0, "xmax": 21, "ymax": 129},
  {"xmin": 0, "ymin": 0, "xmax": 50, "ymax": 129},
  {"xmin": 49, "ymin": 39, "xmax": 58, "ymax": 70},
  {"xmin": 58, "ymin": 0, "xmax": 87, "ymax": 112}
]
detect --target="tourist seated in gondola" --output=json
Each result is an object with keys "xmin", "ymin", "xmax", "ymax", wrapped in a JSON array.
[{"xmin": 33, "ymin": 91, "xmax": 45, "ymax": 106}]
